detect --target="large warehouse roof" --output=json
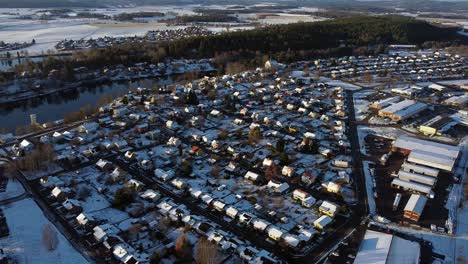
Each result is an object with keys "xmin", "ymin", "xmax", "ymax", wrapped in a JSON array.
[
  {"xmin": 380, "ymin": 99, "xmax": 416, "ymax": 114},
  {"xmin": 404, "ymin": 194, "xmax": 428, "ymax": 215},
  {"xmin": 394, "ymin": 135, "xmax": 459, "ymax": 159},
  {"xmin": 355, "ymin": 230, "xmax": 420, "ymax": 264},
  {"xmin": 408, "ymin": 149, "xmax": 457, "ymax": 172}
]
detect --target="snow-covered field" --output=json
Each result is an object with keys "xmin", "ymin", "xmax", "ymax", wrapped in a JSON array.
[
  {"xmin": 0, "ymin": 180, "xmax": 24, "ymax": 201},
  {"xmin": 0, "ymin": 198, "xmax": 88, "ymax": 264},
  {"xmin": 353, "ymin": 90, "xmax": 374, "ymax": 121},
  {"xmin": 320, "ymin": 77, "xmax": 362, "ymax": 91},
  {"xmin": 0, "ymin": 21, "xmax": 187, "ymax": 55}
]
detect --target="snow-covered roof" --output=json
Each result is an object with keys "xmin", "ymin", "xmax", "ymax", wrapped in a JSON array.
[
  {"xmin": 313, "ymin": 215, "xmax": 333, "ymax": 228},
  {"xmin": 266, "ymin": 226, "xmax": 284, "ymax": 239},
  {"xmin": 252, "ymin": 219, "xmax": 271, "ymax": 231},
  {"xmin": 404, "ymin": 194, "xmax": 427, "ymax": 215},
  {"xmin": 408, "ymin": 149, "xmax": 457, "ymax": 172},
  {"xmin": 283, "ymin": 234, "xmax": 300, "ymax": 248},
  {"xmin": 394, "ymin": 136, "xmax": 459, "ymax": 159},
  {"xmin": 355, "ymin": 230, "xmax": 393, "ymax": 264},
  {"xmin": 354, "ymin": 230, "xmax": 420, "ymax": 264},
  {"xmin": 398, "ymin": 170, "xmax": 436, "ymax": 187},
  {"xmin": 391, "ymin": 178, "xmax": 433, "ymax": 195},
  {"xmin": 401, "ymin": 162, "xmax": 439, "ymax": 178}
]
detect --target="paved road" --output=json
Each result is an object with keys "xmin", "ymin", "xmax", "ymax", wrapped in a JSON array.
[{"xmin": 292, "ymin": 91, "xmax": 369, "ymax": 263}]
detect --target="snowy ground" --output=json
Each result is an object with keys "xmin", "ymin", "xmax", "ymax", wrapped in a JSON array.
[
  {"xmin": 0, "ymin": 179, "xmax": 24, "ymax": 201},
  {"xmin": 320, "ymin": 77, "xmax": 362, "ymax": 91},
  {"xmin": 357, "ymin": 126, "xmax": 412, "ymax": 155},
  {"xmin": 363, "ymin": 161, "xmax": 377, "ymax": 216},
  {"xmin": 0, "ymin": 198, "xmax": 88, "ymax": 264},
  {"xmin": 353, "ymin": 90, "xmax": 374, "ymax": 121},
  {"xmin": 0, "ymin": 5, "xmax": 328, "ymax": 55}
]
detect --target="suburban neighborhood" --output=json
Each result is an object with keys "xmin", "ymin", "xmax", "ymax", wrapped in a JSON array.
[
  {"xmin": 0, "ymin": 47, "xmax": 467, "ymax": 264},
  {"xmin": 0, "ymin": 1, "xmax": 468, "ymax": 264}
]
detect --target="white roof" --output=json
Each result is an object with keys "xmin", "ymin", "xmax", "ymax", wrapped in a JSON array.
[
  {"xmin": 283, "ymin": 234, "xmax": 300, "ymax": 247},
  {"xmin": 393, "ymin": 102, "xmax": 426, "ymax": 119},
  {"xmin": 314, "ymin": 215, "xmax": 333, "ymax": 227},
  {"xmin": 320, "ymin": 200, "xmax": 339, "ymax": 213},
  {"xmin": 253, "ymin": 219, "xmax": 270, "ymax": 231},
  {"xmin": 372, "ymin": 96, "xmax": 400, "ymax": 108},
  {"xmin": 76, "ymin": 213, "xmax": 93, "ymax": 225},
  {"xmin": 398, "ymin": 170, "xmax": 436, "ymax": 186},
  {"xmin": 267, "ymin": 226, "xmax": 284, "ymax": 238},
  {"xmin": 394, "ymin": 136, "xmax": 459, "ymax": 159},
  {"xmin": 408, "ymin": 149, "xmax": 457, "ymax": 171},
  {"xmin": 391, "ymin": 178, "xmax": 433, "ymax": 195},
  {"xmin": 401, "ymin": 162, "xmax": 439, "ymax": 177},
  {"xmin": 245, "ymin": 171, "xmax": 260, "ymax": 181},
  {"xmin": 213, "ymin": 200, "xmax": 226, "ymax": 210},
  {"xmin": 404, "ymin": 194, "xmax": 427, "ymax": 215},
  {"xmin": 226, "ymin": 207, "xmax": 238, "ymax": 217},
  {"xmin": 355, "ymin": 230, "xmax": 420, "ymax": 264},
  {"xmin": 380, "ymin": 99, "xmax": 416, "ymax": 114}
]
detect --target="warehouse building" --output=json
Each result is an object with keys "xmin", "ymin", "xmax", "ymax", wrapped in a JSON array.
[
  {"xmin": 378, "ymin": 100, "xmax": 427, "ymax": 121},
  {"xmin": 391, "ymin": 178, "xmax": 434, "ymax": 198},
  {"xmin": 398, "ymin": 170, "xmax": 436, "ymax": 187},
  {"xmin": 401, "ymin": 162, "xmax": 439, "ymax": 178},
  {"xmin": 408, "ymin": 149, "xmax": 457, "ymax": 172},
  {"xmin": 371, "ymin": 96, "xmax": 400, "ymax": 110},
  {"xmin": 354, "ymin": 230, "xmax": 420, "ymax": 264},
  {"xmin": 444, "ymin": 94, "xmax": 468, "ymax": 107},
  {"xmin": 403, "ymin": 194, "xmax": 428, "ymax": 222},
  {"xmin": 392, "ymin": 136, "xmax": 459, "ymax": 172}
]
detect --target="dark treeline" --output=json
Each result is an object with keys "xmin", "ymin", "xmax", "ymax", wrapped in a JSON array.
[
  {"xmin": 13, "ymin": 16, "xmax": 461, "ymax": 76},
  {"xmin": 175, "ymin": 14, "xmax": 238, "ymax": 23},
  {"xmin": 113, "ymin": 12, "xmax": 165, "ymax": 21}
]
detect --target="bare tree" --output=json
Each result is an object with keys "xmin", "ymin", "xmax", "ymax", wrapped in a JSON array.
[
  {"xmin": 77, "ymin": 186, "xmax": 91, "ymax": 200},
  {"xmin": 195, "ymin": 237, "xmax": 221, "ymax": 264},
  {"xmin": 42, "ymin": 223, "xmax": 59, "ymax": 251},
  {"xmin": 362, "ymin": 71, "xmax": 373, "ymax": 84},
  {"xmin": 210, "ymin": 165, "xmax": 221, "ymax": 178},
  {"xmin": 265, "ymin": 163, "xmax": 279, "ymax": 181},
  {"xmin": 175, "ymin": 231, "xmax": 192, "ymax": 259}
]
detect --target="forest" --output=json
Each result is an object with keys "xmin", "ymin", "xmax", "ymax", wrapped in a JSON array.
[{"xmin": 13, "ymin": 16, "xmax": 461, "ymax": 76}]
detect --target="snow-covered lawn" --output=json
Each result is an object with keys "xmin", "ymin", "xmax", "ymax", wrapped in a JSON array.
[
  {"xmin": 353, "ymin": 91, "xmax": 373, "ymax": 121},
  {"xmin": 0, "ymin": 198, "xmax": 88, "ymax": 264},
  {"xmin": 0, "ymin": 180, "xmax": 24, "ymax": 201},
  {"xmin": 320, "ymin": 77, "xmax": 362, "ymax": 91}
]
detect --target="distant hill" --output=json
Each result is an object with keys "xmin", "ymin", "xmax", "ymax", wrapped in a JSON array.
[{"xmin": 1, "ymin": 0, "xmax": 467, "ymax": 11}]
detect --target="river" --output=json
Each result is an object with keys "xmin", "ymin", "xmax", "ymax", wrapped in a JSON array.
[{"xmin": 0, "ymin": 78, "xmax": 174, "ymax": 132}]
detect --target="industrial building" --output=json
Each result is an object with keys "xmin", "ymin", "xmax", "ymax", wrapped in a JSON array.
[
  {"xmin": 354, "ymin": 230, "xmax": 420, "ymax": 264},
  {"xmin": 403, "ymin": 194, "xmax": 428, "ymax": 222},
  {"xmin": 371, "ymin": 96, "xmax": 400, "ymax": 110},
  {"xmin": 398, "ymin": 170, "xmax": 436, "ymax": 187},
  {"xmin": 401, "ymin": 162, "xmax": 440, "ymax": 178},
  {"xmin": 391, "ymin": 178, "xmax": 434, "ymax": 198},
  {"xmin": 378, "ymin": 100, "xmax": 427, "ymax": 121},
  {"xmin": 392, "ymin": 136, "xmax": 460, "ymax": 172}
]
